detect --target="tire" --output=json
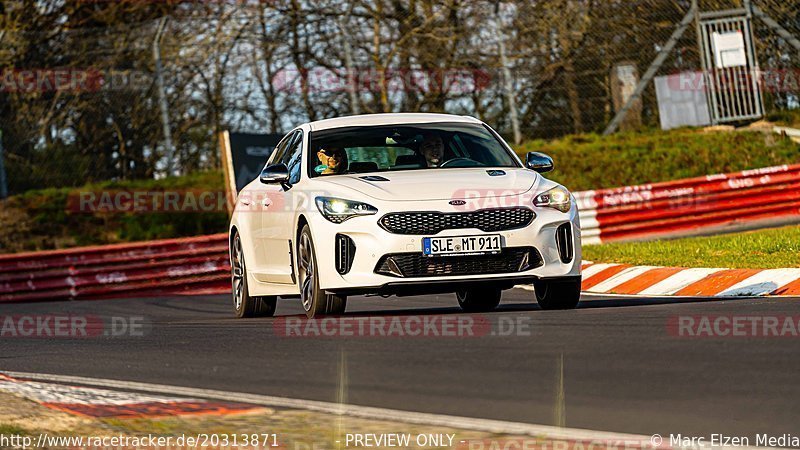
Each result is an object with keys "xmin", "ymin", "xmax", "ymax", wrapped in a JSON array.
[
  {"xmin": 456, "ymin": 287, "xmax": 502, "ymax": 313},
  {"xmin": 231, "ymin": 232, "xmax": 277, "ymax": 318},
  {"xmin": 534, "ymin": 278, "xmax": 581, "ymax": 310},
  {"xmin": 297, "ymin": 225, "xmax": 347, "ymax": 318}
]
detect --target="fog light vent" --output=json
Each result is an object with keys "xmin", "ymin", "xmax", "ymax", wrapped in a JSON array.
[
  {"xmin": 556, "ymin": 223, "xmax": 573, "ymax": 263},
  {"xmin": 335, "ymin": 234, "xmax": 357, "ymax": 275}
]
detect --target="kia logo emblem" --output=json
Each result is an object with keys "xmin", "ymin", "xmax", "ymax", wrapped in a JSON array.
[{"xmin": 449, "ymin": 200, "xmax": 466, "ymax": 206}]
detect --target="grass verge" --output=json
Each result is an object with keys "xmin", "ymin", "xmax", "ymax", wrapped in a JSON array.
[
  {"xmin": 0, "ymin": 170, "xmax": 228, "ymax": 253},
  {"xmin": 516, "ymin": 128, "xmax": 798, "ymax": 191},
  {"xmin": 583, "ymin": 225, "xmax": 800, "ymax": 269}
]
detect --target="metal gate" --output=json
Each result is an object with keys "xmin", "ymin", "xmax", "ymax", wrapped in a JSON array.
[{"xmin": 698, "ymin": 9, "xmax": 764, "ymax": 124}]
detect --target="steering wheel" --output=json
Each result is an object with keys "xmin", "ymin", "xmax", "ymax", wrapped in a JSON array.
[{"xmin": 439, "ymin": 157, "xmax": 482, "ymax": 168}]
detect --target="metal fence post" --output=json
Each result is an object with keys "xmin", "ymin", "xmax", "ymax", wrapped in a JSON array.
[
  {"xmin": 494, "ymin": 6, "xmax": 521, "ymax": 145},
  {"xmin": 153, "ymin": 16, "xmax": 175, "ymax": 176}
]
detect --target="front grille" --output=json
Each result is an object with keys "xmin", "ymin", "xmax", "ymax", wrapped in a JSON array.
[
  {"xmin": 375, "ymin": 247, "xmax": 543, "ymax": 278},
  {"xmin": 379, "ymin": 208, "xmax": 535, "ymax": 235}
]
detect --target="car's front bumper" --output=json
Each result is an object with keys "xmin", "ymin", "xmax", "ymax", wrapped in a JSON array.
[
  {"xmin": 305, "ymin": 198, "xmax": 582, "ymax": 294},
  {"xmin": 327, "ymin": 275, "xmax": 584, "ymax": 297}
]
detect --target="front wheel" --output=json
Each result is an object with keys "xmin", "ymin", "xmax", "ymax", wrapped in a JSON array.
[
  {"xmin": 534, "ymin": 278, "xmax": 581, "ymax": 310},
  {"xmin": 231, "ymin": 232, "xmax": 277, "ymax": 318},
  {"xmin": 456, "ymin": 288, "xmax": 502, "ymax": 312},
  {"xmin": 297, "ymin": 225, "xmax": 347, "ymax": 318}
]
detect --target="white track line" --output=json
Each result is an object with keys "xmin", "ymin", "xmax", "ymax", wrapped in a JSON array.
[
  {"xmin": 1, "ymin": 371, "xmax": 773, "ymax": 450},
  {"xmin": 4, "ymin": 371, "xmax": 648, "ymax": 442},
  {"xmin": 0, "ymin": 378, "xmax": 189, "ymax": 405}
]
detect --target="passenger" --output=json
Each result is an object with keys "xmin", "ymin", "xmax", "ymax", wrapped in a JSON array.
[{"xmin": 316, "ymin": 147, "xmax": 348, "ymax": 174}]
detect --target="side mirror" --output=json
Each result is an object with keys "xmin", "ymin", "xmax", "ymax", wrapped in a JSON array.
[
  {"xmin": 525, "ymin": 152, "xmax": 554, "ymax": 173},
  {"xmin": 260, "ymin": 163, "xmax": 290, "ymax": 184}
]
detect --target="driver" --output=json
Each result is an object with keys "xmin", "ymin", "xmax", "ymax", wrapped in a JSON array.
[
  {"xmin": 419, "ymin": 133, "xmax": 444, "ymax": 167},
  {"xmin": 316, "ymin": 147, "xmax": 348, "ymax": 175}
]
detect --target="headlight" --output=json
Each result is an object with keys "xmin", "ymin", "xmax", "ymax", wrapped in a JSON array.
[
  {"xmin": 315, "ymin": 197, "xmax": 378, "ymax": 223},
  {"xmin": 533, "ymin": 186, "xmax": 572, "ymax": 213}
]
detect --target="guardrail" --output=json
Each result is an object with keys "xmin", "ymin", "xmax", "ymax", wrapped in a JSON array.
[
  {"xmin": 576, "ymin": 163, "xmax": 800, "ymax": 244},
  {"xmin": 0, "ymin": 234, "xmax": 230, "ymax": 303},
  {"xmin": 2, "ymin": 164, "xmax": 799, "ymax": 303}
]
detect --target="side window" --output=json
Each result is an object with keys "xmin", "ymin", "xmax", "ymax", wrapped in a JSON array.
[
  {"xmin": 285, "ymin": 131, "xmax": 304, "ymax": 184},
  {"xmin": 267, "ymin": 131, "xmax": 296, "ymax": 167}
]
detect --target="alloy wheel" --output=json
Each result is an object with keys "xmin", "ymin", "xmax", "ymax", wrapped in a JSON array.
[
  {"xmin": 298, "ymin": 233, "xmax": 315, "ymax": 311},
  {"xmin": 231, "ymin": 235, "xmax": 245, "ymax": 311}
]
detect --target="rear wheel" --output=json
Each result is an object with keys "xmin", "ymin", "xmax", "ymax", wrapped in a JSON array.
[
  {"xmin": 231, "ymin": 232, "xmax": 277, "ymax": 318},
  {"xmin": 298, "ymin": 225, "xmax": 347, "ymax": 318},
  {"xmin": 534, "ymin": 278, "xmax": 581, "ymax": 310},
  {"xmin": 456, "ymin": 287, "xmax": 502, "ymax": 312}
]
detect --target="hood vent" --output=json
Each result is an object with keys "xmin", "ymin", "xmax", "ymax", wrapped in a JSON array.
[{"xmin": 359, "ymin": 175, "xmax": 390, "ymax": 182}]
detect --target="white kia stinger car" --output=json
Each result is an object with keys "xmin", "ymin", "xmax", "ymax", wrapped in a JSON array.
[{"xmin": 229, "ymin": 113, "xmax": 581, "ymax": 318}]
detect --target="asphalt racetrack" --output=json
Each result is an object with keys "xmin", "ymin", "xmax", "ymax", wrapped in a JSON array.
[{"xmin": 1, "ymin": 290, "xmax": 798, "ymax": 438}]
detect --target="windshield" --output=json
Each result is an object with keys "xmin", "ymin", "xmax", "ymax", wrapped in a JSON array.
[{"xmin": 308, "ymin": 122, "xmax": 520, "ymax": 177}]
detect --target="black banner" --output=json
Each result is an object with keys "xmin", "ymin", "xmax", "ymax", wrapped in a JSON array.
[{"xmin": 227, "ymin": 133, "xmax": 283, "ymax": 193}]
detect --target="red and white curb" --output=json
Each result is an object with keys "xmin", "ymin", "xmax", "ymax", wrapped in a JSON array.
[
  {"xmin": 0, "ymin": 373, "xmax": 260, "ymax": 418},
  {"xmin": 523, "ymin": 263, "xmax": 800, "ymax": 297}
]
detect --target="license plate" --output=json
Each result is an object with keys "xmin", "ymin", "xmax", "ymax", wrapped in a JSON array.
[{"xmin": 422, "ymin": 234, "xmax": 503, "ymax": 256}]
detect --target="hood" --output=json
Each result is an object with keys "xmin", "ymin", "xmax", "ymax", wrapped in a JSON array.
[{"xmin": 317, "ymin": 168, "xmax": 539, "ymax": 201}]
